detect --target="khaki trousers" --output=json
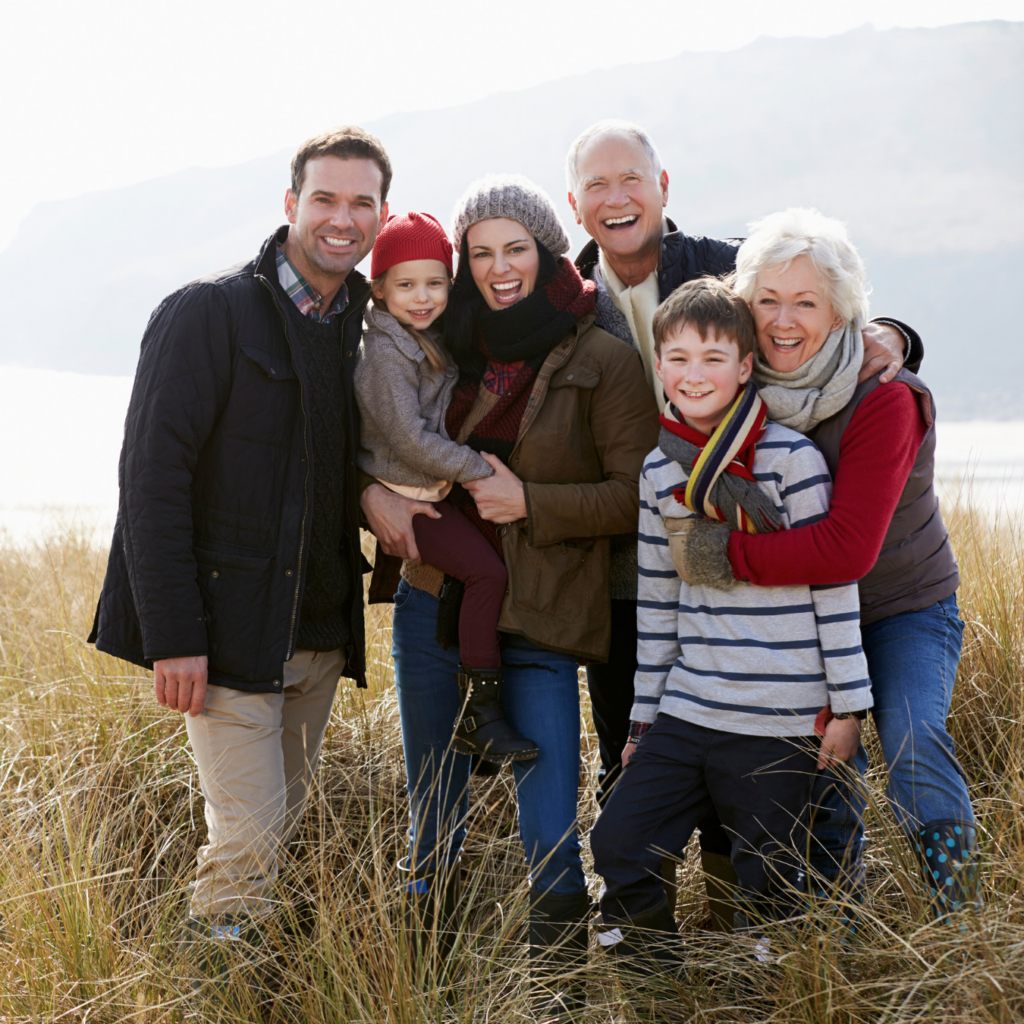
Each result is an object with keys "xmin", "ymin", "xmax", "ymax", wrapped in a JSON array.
[{"xmin": 184, "ymin": 648, "xmax": 344, "ymax": 917}]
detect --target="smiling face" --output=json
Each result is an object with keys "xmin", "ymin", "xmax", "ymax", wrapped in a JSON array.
[
  {"xmin": 373, "ymin": 259, "xmax": 450, "ymax": 330},
  {"xmin": 465, "ymin": 218, "xmax": 541, "ymax": 311},
  {"xmin": 568, "ymin": 131, "xmax": 668, "ymax": 282},
  {"xmin": 656, "ymin": 324, "xmax": 753, "ymax": 436},
  {"xmin": 282, "ymin": 155, "xmax": 388, "ymax": 294},
  {"xmin": 751, "ymin": 254, "xmax": 844, "ymax": 373}
]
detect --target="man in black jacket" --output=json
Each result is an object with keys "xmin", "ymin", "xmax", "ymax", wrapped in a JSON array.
[
  {"xmin": 564, "ymin": 119, "xmax": 915, "ymax": 924},
  {"xmin": 90, "ymin": 126, "xmax": 389, "ymax": 927}
]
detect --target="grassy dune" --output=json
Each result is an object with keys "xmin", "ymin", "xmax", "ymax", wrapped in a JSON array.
[{"xmin": 0, "ymin": 510, "xmax": 1021, "ymax": 1023}]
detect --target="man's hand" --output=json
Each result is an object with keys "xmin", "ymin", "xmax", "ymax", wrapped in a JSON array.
[
  {"xmin": 154, "ymin": 655, "xmax": 208, "ymax": 717},
  {"xmin": 360, "ymin": 482, "xmax": 440, "ymax": 563},
  {"xmin": 463, "ymin": 453, "xmax": 527, "ymax": 524},
  {"xmin": 859, "ymin": 323, "xmax": 905, "ymax": 385},
  {"xmin": 816, "ymin": 716, "xmax": 861, "ymax": 770},
  {"xmin": 622, "ymin": 739, "xmax": 638, "ymax": 769}
]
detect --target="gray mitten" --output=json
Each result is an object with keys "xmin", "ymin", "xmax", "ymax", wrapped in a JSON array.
[{"xmin": 664, "ymin": 517, "xmax": 737, "ymax": 589}]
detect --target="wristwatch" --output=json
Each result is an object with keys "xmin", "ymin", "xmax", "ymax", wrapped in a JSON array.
[
  {"xmin": 628, "ymin": 721, "xmax": 653, "ymax": 743},
  {"xmin": 832, "ymin": 709, "xmax": 868, "ymax": 721}
]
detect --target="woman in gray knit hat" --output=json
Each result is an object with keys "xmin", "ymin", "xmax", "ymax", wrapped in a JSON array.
[{"xmin": 383, "ymin": 173, "xmax": 658, "ymax": 1011}]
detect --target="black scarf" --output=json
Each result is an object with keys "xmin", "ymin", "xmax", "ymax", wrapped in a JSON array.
[{"xmin": 476, "ymin": 257, "xmax": 596, "ymax": 365}]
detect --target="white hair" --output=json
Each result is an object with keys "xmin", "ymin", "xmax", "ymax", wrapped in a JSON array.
[
  {"xmin": 733, "ymin": 208, "xmax": 870, "ymax": 328},
  {"xmin": 564, "ymin": 119, "xmax": 664, "ymax": 195}
]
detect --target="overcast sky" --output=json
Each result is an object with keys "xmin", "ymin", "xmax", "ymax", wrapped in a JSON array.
[{"xmin": 2, "ymin": 0, "xmax": 1022, "ymax": 249}]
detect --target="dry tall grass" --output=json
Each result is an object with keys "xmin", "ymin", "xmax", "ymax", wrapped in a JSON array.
[{"xmin": 0, "ymin": 509, "xmax": 1021, "ymax": 1023}]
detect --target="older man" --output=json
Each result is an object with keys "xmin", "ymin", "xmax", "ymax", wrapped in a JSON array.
[
  {"xmin": 91, "ymin": 127, "xmax": 390, "ymax": 967},
  {"xmin": 566, "ymin": 119, "xmax": 922, "ymax": 922}
]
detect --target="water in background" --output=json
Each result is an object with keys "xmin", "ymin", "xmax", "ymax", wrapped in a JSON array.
[{"xmin": 1, "ymin": 366, "xmax": 1022, "ymax": 546}]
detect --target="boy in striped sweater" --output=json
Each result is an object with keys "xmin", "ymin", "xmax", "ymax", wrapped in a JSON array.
[{"xmin": 591, "ymin": 278, "xmax": 871, "ymax": 962}]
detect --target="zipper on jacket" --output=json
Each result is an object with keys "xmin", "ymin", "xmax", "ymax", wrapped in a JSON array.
[
  {"xmin": 260, "ymin": 274, "xmax": 368, "ymax": 661},
  {"xmin": 258, "ymin": 277, "xmax": 311, "ymax": 661}
]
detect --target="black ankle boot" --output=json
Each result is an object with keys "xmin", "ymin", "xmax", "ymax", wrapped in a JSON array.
[
  {"xmin": 913, "ymin": 819, "xmax": 981, "ymax": 918},
  {"xmin": 451, "ymin": 666, "xmax": 539, "ymax": 764},
  {"xmin": 398, "ymin": 856, "xmax": 463, "ymax": 981},
  {"xmin": 529, "ymin": 887, "xmax": 591, "ymax": 1021},
  {"xmin": 471, "ymin": 752, "xmax": 503, "ymax": 777}
]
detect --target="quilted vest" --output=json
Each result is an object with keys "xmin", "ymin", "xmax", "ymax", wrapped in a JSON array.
[{"xmin": 808, "ymin": 369, "xmax": 959, "ymax": 625}]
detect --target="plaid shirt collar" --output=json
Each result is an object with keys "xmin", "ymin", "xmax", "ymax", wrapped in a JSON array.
[{"xmin": 275, "ymin": 247, "xmax": 348, "ymax": 323}]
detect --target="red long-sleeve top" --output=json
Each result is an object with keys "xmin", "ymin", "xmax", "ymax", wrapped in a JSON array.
[{"xmin": 729, "ymin": 383, "xmax": 928, "ymax": 587}]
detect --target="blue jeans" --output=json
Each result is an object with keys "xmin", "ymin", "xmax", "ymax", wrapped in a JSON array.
[
  {"xmin": 391, "ymin": 579, "xmax": 586, "ymax": 895},
  {"xmin": 809, "ymin": 593, "xmax": 974, "ymax": 883}
]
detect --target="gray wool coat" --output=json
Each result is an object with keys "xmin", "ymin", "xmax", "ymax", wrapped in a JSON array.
[{"xmin": 353, "ymin": 306, "xmax": 493, "ymax": 491}]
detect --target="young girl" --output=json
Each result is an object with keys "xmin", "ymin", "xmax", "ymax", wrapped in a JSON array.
[{"xmin": 354, "ymin": 211, "xmax": 538, "ymax": 765}]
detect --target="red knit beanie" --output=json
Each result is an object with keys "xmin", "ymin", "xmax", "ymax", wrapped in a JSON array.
[{"xmin": 370, "ymin": 211, "xmax": 454, "ymax": 279}]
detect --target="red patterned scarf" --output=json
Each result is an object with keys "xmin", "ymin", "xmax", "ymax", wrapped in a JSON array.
[{"xmin": 659, "ymin": 381, "xmax": 782, "ymax": 534}]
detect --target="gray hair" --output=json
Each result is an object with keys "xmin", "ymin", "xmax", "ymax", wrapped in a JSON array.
[
  {"xmin": 564, "ymin": 119, "xmax": 664, "ymax": 195},
  {"xmin": 733, "ymin": 208, "xmax": 871, "ymax": 328}
]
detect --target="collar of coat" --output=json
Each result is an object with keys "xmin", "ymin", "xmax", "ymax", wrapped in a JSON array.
[
  {"xmin": 254, "ymin": 225, "xmax": 371, "ymax": 314},
  {"xmin": 574, "ymin": 216, "xmax": 680, "ymax": 284}
]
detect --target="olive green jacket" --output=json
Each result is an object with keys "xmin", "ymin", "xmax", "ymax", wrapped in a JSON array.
[{"xmin": 401, "ymin": 313, "xmax": 658, "ymax": 662}]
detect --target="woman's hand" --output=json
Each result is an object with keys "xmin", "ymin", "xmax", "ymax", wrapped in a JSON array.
[
  {"xmin": 817, "ymin": 716, "xmax": 861, "ymax": 769},
  {"xmin": 463, "ymin": 452, "xmax": 527, "ymax": 523},
  {"xmin": 621, "ymin": 739, "xmax": 638, "ymax": 769}
]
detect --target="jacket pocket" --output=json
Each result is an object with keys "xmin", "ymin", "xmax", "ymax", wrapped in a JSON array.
[
  {"xmin": 240, "ymin": 343, "xmax": 297, "ymax": 381},
  {"xmin": 194, "ymin": 547, "xmax": 275, "ymax": 680},
  {"xmin": 548, "ymin": 363, "xmax": 601, "ymax": 390},
  {"xmin": 530, "ymin": 364, "xmax": 602, "ymax": 441},
  {"xmin": 507, "ymin": 527, "xmax": 593, "ymax": 626}
]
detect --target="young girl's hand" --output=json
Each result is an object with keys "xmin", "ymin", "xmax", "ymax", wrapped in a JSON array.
[
  {"xmin": 464, "ymin": 453, "xmax": 527, "ymax": 523},
  {"xmin": 817, "ymin": 716, "xmax": 861, "ymax": 770}
]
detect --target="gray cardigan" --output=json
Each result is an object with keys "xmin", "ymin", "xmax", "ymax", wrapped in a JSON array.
[{"xmin": 353, "ymin": 306, "xmax": 493, "ymax": 490}]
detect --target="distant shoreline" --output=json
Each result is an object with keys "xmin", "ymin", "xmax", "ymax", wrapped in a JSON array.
[{"xmin": 1, "ymin": 366, "xmax": 1022, "ymax": 544}]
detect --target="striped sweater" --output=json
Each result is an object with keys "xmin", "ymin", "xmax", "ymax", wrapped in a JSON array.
[{"xmin": 633, "ymin": 421, "xmax": 872, "ymax": 738}]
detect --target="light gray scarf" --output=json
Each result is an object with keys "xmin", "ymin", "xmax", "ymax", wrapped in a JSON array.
[{"xmin": 752, "ymin": 324, "xmax": 863, "ymax": 433}]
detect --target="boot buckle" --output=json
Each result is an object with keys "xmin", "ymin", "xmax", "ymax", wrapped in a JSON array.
[{"xmin": 462, "ymin": 715, "xmax": 478, "ymax": 733}]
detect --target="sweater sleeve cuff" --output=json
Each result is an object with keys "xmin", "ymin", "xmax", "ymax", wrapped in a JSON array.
[
  {"xmin": 727, "ymin": 530, "xmax": 750, "ymax": 582},
  {"xmin": 629, "ymin": 705, "xmax": 659, "ymax": 724},
  {"xmin": 871, "ymin": 317, "xmax": 924, "ymax": 374},
  {"xmin": 829, "ymin": 692, "xmax": 874, "ymax": 715}
]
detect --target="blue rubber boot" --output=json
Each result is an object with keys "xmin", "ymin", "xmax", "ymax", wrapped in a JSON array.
[{"xmin": 913, "ymin": 819, "xmax": 981, "ymax": 920}]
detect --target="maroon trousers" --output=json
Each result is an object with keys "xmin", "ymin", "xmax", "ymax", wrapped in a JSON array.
[{"xmin": 412, "ymin": 500, "xmax": 506, "ymax": 668}]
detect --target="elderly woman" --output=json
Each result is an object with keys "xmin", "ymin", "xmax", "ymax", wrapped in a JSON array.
[
  {"xmin": 674, "ymin": 208, "xmax": 979, "ymax": 918},
  {"xmin": 376, "ymin": 175, "xmax": 656, "ymax": 1002}
]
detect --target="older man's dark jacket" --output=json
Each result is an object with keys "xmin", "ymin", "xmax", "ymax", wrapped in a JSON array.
[
  {"xmin": 575, "ymin": 218, "xmax": 741, "ymax": 318},
  {"xmin": 89, "ymin": 227, "xmax": 370, "ymax": 692}
]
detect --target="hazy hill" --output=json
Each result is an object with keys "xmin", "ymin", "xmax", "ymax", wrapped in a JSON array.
[{"xmin": 2, "ymin": 20, "xmax": 1021, "ymax": 418}]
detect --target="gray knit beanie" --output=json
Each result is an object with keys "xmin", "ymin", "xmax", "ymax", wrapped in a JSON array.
[{"xmin": 451, "ymin": 174, "xmax": 570, "ymax": 258}]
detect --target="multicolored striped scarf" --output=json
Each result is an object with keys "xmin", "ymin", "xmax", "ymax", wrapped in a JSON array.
[{"xmin": 659, "ymin": 380, "xmax": 783, "ymax": 534}]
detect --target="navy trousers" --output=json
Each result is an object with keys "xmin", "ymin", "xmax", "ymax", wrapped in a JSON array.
[{"xmin": 593, "ymin": 714, "xmax": 817, "ymax": 926}]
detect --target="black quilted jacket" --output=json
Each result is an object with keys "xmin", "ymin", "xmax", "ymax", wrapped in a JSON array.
[
  {"xmin": 88, "ymin": 227, "xmax": 371, "ymax": 692},
  {"xmin": 575, "ymin": 218, "xmax": 742, "ymax": 303}
]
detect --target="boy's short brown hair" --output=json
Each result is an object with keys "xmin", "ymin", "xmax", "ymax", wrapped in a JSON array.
[
  {"xmin": 290, "ymin": 126, "xmax": 393, "ymax": 203},
  {"xmin": 652, "ymin": 276, "xmax": 756, "ymax": 358}
]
